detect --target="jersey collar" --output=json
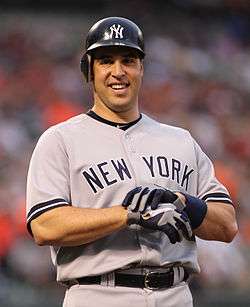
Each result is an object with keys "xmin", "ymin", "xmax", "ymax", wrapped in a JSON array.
[{"xmin": 86, "ymin": 110, "xmax": 142, "ymax": 131}]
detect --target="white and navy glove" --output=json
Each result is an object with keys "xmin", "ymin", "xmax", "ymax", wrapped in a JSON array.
[
  {"xmin": 127, "ymin": 203, "xmax": 193, "ymax": 244},
  {"xmin": 122, "ymin": 186, "xmax": 207, "ymax": 242},
  {"xmin": 122, "ymin": 185, "xmax": 177, "ymax": 213}
]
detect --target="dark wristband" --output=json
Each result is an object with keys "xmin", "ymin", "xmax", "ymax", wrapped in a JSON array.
[{"xmin": 183, "ymin": 194, "xmax": 208, "ymax": 229}]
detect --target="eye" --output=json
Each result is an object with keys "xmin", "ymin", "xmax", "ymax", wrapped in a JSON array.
[
  {"xmin": 98, "ymin": 57, "xmax": 113, "ymax": 65},
  {"xmin": 123, "ymin": 56, "xmax": 137, "ymax": 64}
]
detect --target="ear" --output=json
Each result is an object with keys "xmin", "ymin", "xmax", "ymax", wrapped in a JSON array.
[
  {"xmin": 90, "ymin": 56, "xmax": 95, "ymax": 82},
  {"xmin": 140, "ymin": 60, "xmax": 144, "ymax": 76},
  {"xmin": 80, "ymin": 54, "xmax": 92, "ymax": 82}
]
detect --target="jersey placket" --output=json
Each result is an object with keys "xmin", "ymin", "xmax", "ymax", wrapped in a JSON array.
[{"xmin": 122, "ymin": 129, "xmax": 151, "ymax": 266}]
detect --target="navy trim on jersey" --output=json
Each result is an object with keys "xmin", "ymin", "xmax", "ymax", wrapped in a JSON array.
[
  {"xmin": 201, "ymin": 192, "xmax": 233, "ymax": 205},
  {"xmin": 27, "ymin": 198, "xmax": 70, "ymax": 236},
  {"xmin": 87, "ymin": 110, "xmax": 142, "ymax": 130}
]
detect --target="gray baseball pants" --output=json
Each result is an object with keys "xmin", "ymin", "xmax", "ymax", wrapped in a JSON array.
[{"xmin": 63, "ymin": 282, "xmax": 193, "ymax": 307}]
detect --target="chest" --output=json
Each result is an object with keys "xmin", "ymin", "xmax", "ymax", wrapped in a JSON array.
[{"xmin": 67, "ymin": 128, "xmax": 197, "ymax": 196}]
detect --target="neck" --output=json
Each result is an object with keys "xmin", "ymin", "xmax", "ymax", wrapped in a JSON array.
[{"xmin": 92, "ymin": 98, "xmax": 140, "ymax": 123}]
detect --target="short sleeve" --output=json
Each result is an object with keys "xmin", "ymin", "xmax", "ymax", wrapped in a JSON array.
[
  {"xmin": 26, "ymin": 127, "xmax": 71, "ymax": 235},
  {"xmin": 193, "ymin": 138, "xmax": 233, "ymax": 205}
]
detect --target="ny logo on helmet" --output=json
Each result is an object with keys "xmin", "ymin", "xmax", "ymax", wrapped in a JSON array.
[{"xmin": 109, "ymin": 24, "xmax": 124, "ymax": 39}]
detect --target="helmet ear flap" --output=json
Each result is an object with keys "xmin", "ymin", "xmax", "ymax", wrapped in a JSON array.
[{"xmin": 80, "ymin": 54, "xmax": 91, "ymax": 82}]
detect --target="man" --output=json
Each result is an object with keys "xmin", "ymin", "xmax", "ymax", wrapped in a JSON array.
[{"xmin": 26, "ymin": 17, "xmax": 238, "ymax": 307}]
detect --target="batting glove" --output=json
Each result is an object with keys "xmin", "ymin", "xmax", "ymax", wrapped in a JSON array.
[
  {"xmin": 149, "ymin": 190, "xmax": 208, "ymax": 230},
  {"xmin": 160, "ymin": 191, "xmax": 208, "ymax": 230},
  {"xmin": 122, "ymin": 185, "xmax": 177, "ymax": 213},
  {"xmin": 122, "ymin": 186, "xmax": 157, "ymax": 213},
  {"xmin": 127, "ymin": 204, "xmax": 193, "ymax": 243},
  {"xmin": 123, "ymin": 186, "xmax": 207, "ymax": 230}
]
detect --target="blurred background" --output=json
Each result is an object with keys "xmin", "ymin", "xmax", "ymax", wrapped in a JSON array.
[{"xmin": 1, "ymin": 0, "xmax": 250, "ymax": 306}]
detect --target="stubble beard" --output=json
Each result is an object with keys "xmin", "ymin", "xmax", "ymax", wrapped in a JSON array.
[{"xmin": 93, "ymin": 91, "xmax": 139, "ymax": 116}]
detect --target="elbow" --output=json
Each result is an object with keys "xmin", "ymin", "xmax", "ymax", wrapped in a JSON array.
[
  {"xmin": 31, "ymin": 220, "xmax": 58, "ymax": 246},
  {"xmin": 33, "ymin": 232, "xmax": 50, "ymax": 246},
  {"xmin": 217, "ymin": 205, "xmax": 238, "ymax": 243},
  {"xmin": 223, "ymin": 222, "xmax": 238, "ymax": 243},
  {"xmin": 32, "ymin": 228, "xmax": 52, "ymax": 246},
  {"xmin": 34, "ymin": 236, "xmax": 48, "ymax": 246}
]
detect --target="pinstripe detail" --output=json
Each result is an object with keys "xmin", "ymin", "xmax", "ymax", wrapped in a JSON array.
[
  {"xmin": 201, "ymin": 193, "xmax": 233, "ymax": 204},
  {"xmin": 27, "ymin": 198, "xmax": 70, "ymax": 222},
  {"xmin": 26, "ymin": 199, "xmax": 70, "ymax": 236}
]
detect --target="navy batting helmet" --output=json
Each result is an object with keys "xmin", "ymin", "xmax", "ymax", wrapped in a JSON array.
[{"xmin": 80, "ymin": 17, "xmax": 145, "ymax": 82}]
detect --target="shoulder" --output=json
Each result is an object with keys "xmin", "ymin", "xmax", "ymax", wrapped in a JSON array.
[
  {"xmin": 141, "ymin": 113, "xmax": 192, "ymax": 139},
  {"xmin": 33, "ymin": 114, "xmax": 90, "ymax": 152},
  {"xmin": 39, "ymin": 113, "xmax": 88, "ymax": 139},
  {"xmin": 50, "ymin": 113, "xmax": 89, "ymax": 133}
]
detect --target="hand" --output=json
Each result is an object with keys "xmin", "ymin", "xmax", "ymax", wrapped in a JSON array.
[
  {"xmin": 127, "ymin": 204, "xmax": 193, "ymax": 244},
  {"xmin": 122, "ymin": 186, "xmax": 156, "ymax": 213},
  {"xmin": 122, "ymin": 185, "xmax": 178, "ymax": 213}
]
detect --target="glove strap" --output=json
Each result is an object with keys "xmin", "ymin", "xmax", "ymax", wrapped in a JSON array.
[
  {"xmin": 127, "ymin": 210, "xmax": 140, "ymax": 225},
  {"xmin": 182, "ymin": 194, "xmax": 208, "ymax": 229}
]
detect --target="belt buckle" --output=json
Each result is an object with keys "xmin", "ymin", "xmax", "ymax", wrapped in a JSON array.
[{"xmin": 144, "ymin": 271, "xmax": 159, "ymax": 290}]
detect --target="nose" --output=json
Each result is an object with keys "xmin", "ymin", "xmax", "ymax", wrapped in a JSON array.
[{"xmin": 111, "ymin": 60, "xmax": 125, "ymax": 78}]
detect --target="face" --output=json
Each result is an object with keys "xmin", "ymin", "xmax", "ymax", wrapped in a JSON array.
[{"xmin": 91, "ymin": 46, "xmax": 144, "ymax": 119}]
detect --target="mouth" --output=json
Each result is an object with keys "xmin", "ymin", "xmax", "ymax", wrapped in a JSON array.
[{"xmin": 108, "ymin": 82, "xmax": 129, "ymax": 91}]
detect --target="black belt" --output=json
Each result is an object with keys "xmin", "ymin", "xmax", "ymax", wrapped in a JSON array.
[{"xmin": 75, "ymin": 267, "xmax": 189, "ymax": 290}]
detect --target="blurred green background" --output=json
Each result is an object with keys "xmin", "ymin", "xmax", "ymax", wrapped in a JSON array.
[{"xmin": 1, "ymin": 1, "xmax": 250, "ymax": 306}]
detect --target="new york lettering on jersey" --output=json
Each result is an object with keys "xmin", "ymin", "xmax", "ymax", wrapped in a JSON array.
[{"xmin": 82, "ymin": 155, "xmax": 194, "ymax": 193}]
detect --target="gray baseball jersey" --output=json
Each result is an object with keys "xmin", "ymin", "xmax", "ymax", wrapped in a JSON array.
[{"xmin": 26, "ymin": 113, "xmax": 232, "ymax": 282}]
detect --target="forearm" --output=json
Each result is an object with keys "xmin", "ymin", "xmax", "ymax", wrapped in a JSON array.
[
  {"xmin": 193, "ymin": 202, "xmax": 238, "ymax": 242},
  {"xmin": 176, "ymin": 192, "xmax": 238, "ymax": 242},
  {"xmin": 31, "ymin": 205, "xmax": 128, "ymax": 246}
]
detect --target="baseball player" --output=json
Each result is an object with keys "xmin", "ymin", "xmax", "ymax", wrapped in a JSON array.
[{"xmin": 26, "ymin": 17, "xmax": 238, "ymax": 307}]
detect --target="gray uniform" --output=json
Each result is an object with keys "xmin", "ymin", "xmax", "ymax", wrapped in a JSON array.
[{"xmin": 26, "ymin": 113, "xmax": 232, "ymax": 306}]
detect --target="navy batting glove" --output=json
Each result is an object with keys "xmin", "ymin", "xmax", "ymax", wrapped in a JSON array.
[
  {"xmin": 122, "ymin": 186, "xmax": 158, "ymax": 213},
  {"xmin": 150, "ymin": 188, "xmax": 178, "ymax": 210},
  {"xmin": 127, "ymin": 204, "xmax": 193, "ymax": 244},
  {"xmin": 122, "ymin": 186, "xmax": 178, "ymax": 213},
  {"xmin": 181, "ymin": 193, "xmax": 208, "ymax": 229}
]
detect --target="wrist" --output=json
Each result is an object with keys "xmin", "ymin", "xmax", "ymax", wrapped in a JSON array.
[
  {"xmin": 126, "ymin": 210, "xmax": 140, "ymax": 225},
  {"xmin": 174, "ymin": 192, "xmax": 186, "ymax": 204}
]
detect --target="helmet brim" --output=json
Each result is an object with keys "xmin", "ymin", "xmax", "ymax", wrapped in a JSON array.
[{"xmin": 87, "ymin": 40, "xmax": 145, "ymax": 58}]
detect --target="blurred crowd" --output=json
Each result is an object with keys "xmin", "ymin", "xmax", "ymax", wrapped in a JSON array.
[{"xmin": 1, "ymin": 10, "xmax": 250, "ymax": 305}]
